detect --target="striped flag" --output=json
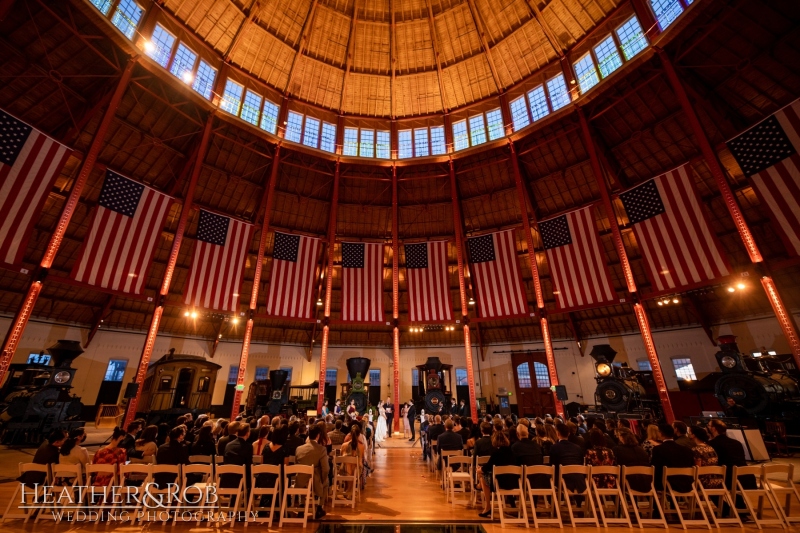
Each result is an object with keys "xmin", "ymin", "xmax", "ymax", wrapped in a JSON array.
[
  {"xmin": 71, "ymin": 170, "xmax": 172, "ymax": 294},
  {"xmin": 405, "ymin": 241, "xmax": 452, "ymax": 322},
  {"xmin": 265, "ymin": 232, "xmax": 321, "ymax": 319},
  {"xmin": 0, "ymin": 109, "xmax": 71, "ymax": 266},
  {"xmin": 726, "ymin": 98, "xmax": 800, "ymax": 256},
  {"xmin": 620, "ymin": 165, "xmax": 730, "ymax": 292},
  {"xmin": 184, "ymin": 209, "xmax": 253, "ymax": 312},
  {"xmin": 539, "ymin": 206, "xmax": 616, "ymax": 311},
  {"xmin": 341, "ymin": 242, "xmax": 384, "ymax": 322},
  {"xmin": 467, "ymin": 229, "xmax": 528, "ymax": 318}
]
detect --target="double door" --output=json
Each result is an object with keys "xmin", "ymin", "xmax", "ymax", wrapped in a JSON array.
[{"xmin": 511, "ymin": 352, "xmax": 555, "ymax": 418}]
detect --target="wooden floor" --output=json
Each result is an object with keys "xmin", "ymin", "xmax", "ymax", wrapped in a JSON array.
[{"xmin": 0, "ymin": 439, "xmax": 794, "ymax": 532}]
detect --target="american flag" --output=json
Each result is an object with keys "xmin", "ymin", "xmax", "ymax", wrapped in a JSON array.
[
  {"xmin": 0, "ymin": 109, "xmax": 71, "ymax": 266},
  {"xmin": 726, "ymin": 98, "xmax": 800, "ymax": 256},
  {"xmin": 405, "ymin": 241, "xmax": 453, "ymax": 322},
  {"xmin": 467, "ymin": 229, "xmax": 528, "ymax": 318},
  {"xmin": 184, "ymin": 209, "xmax": 253, "ymax": 312},
  {"xmin": 620, "ymin": 165, "xmax": 730, "ymax": 292},
  {"xmin": 265, "ymin": 232, "xmax": 321, "ymax": 319},
  {"xmin": 72, "ymin": 171, "xmax": 172, "ymax": 294},
  {"xmin": 539, "ymin": 206, "xmax": 616, "ymax": 311},
  {"xmin": 341, "ymin": 242, "xmax": 384, "ymax": 322}
]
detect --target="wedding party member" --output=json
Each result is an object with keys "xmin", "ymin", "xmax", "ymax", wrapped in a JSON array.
[
  {"xmin": 384, "ymin": 397, "xmax": 394, "ymax": 436},
  {"xmin": 375, "ymin": 401, "xmax": 388, "ymax": 443},
  {"xmin": 334, "ymin": 399, "xmax": 342, "ymax": 416},
  {"xmin": 406, "ymin": 400, "xmax": 416, "ymax": 441}
]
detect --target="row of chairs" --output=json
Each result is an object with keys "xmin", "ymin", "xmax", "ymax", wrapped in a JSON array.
[
  {"xmin": 2, "ymin": 461, "xmax": 320, "ymax": 528},
  {"xmin": 436, "ymin": 457, "xmax": 799, "ymax": 529}
]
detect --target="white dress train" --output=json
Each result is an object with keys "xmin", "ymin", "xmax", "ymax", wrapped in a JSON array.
[{"xmin": 375, "ymin": 406, "xmax": 388, "ymax": 442}]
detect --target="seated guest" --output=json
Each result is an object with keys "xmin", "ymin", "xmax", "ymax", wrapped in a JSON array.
[
  {"xmin": 437, "ymin": 418, "xmax": 464, "ymax": 470},
  {"xmin": 673, "ymin": 421, "xmax": 695, "ymax": 449},
  {"xmin": 253, "ymin": 425, "xmax": 271, "ymax": 456},
  {"xmin": 119, "ymin": 421, "xmax": 144, "ymax": 460},
  {"xmin": 566, "ymin": 421, "xmax": 586, "ymax": 450},
  {"xmin": 534, "ymin": 425, "xmax": 553, "ymax": 456},
  {"xmin": 642, "ymin": 424, "xmax": 661, "ymax": 458},
  {"xmin": 134, "ymin": 425, "xmax": 159, "ymax": 460},
  {"xmin": 295, "ymin": 425, "xmax": 329, "ymax": 520},
  {"xmin": 473, "ymin": 421, "xmax": 494, "ymax": 469},
  {"xmin": 689, "ymin": 426, "xmax": 723, "ymax": 489},
  {"xmin": 217, "ymin": 421, "xmax": 239, "ymax": 456},
  {"xmin": 19, "ymin": 429, "xmax": 67, "ymax": 485},
  {"xmin": 511, "ymin": 425, "xmax": 543, "ymax": 466},
  {"xmin": 427, "ymin": 415, "xmax": 445, "ymax": 453},
  {"xmin": 708, "ymin": 419, "xmax": 755, "ymax": 490},
  {"xmin": 613, "ymin": 429, "xmax": 652, "ymax": 493},
  {"xmin": 650, "ymin": 423, "xmax": 694, "ymax": 492},
  {"xmin": 284, "ymin": 422, "xmax": 304, "ymax": 459},
  {"xmin": 190, "ymin": 424, "xmax": 217, "ymax": 458},
  {"xmin": 585, "ymin": 428, "xmax": 616, "ymax": 489},
  {"xmin": 329, "ymin": 420, "xmax": 346, "ymax": 445},
  {"xmin": 60, "ymin": 428, "xmax": 90, "ymax": 467},
  {"xmin": 222, "ymin": 423, "xmax": 253, "ymax": 490},
  {"xmin": 91, "ymin": 427, "xmax": 126, "ymax": 487},
  {"xmin": 477, "ymin": 430, "xmax": 516, "ymax": 518},
  {"xmin": 550, "ymin": 423, "xmax": 586, "ymax": 495},
  {"xmin": 155, "ymin": 426, "xmax": 189, "ymax": 487},
  {"xmin": 456, "ymin": 418, "xmax": 471, "ymax": 443}
]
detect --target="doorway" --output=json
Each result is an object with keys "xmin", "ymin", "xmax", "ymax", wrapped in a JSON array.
[
  {"xmin": 95, "ymin": 359, "xmax": 128, "ymax": 406},
  {"xmin": 511, "ymin": 352, "xmax": 555, "ymax": 417},
  {"xmin": 368, "ymin": 369, "xmax": 381, "ymax": 407},
  {"xmin": 173, "ymin": 368, "xmax": 194, "ymax": 408}
]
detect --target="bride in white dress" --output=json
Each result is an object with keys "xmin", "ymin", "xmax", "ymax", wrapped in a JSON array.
[{"xmin": 375, "ymin": 400, "xmax": 388, "ymax": 443}]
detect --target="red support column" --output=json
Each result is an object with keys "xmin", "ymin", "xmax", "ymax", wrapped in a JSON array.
[
  {"xmin": 391, "ymin": 164, "xmax": 401, "ymax": 433},
  {"xmin": 508, "ymin": 142, "xmax": 564, "ymax": 417},
  {"xmin": 317, "ymin": 159, "xmax": 341, "ymax": 412},
  {"xmin": 230, "ymin": 144, "xmax": 282, "ymax": 419},
  {"xmin": 448, "ymin": 159, "xmax": 477, "ymax": 418},
  {"xmin": 577, "ymin": 107, "xmax": 675, "ymax": 423},
  {"xmin": 123, "ymin": 113, "xmax": 215, "ymax": 429},
  {"xmin": 658, "ymin": 49, "xmax": 800, "ymax": 365},
  {"xmin": 0, "ymin": 58, "xmax": 136, "ymax": 387}
]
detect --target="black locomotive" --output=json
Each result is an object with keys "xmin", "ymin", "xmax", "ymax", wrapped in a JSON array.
[
  {"xmin": 245, "ymin": 369, "xmax": 292, "ymax": 417},
  {"xmin": 590, "ymin": 344, "xmax": 662, "ymax": 419},
  {"xmin": 0, "ymin": 340, "xmax": 85, "ymax": 444},
  {"xmin": 416, "ymin": 356, "xmax": 453, "ymax": 414},
  {"xmin": 341, "ymin": 357, "xmax": 370, "ymax": 415}
]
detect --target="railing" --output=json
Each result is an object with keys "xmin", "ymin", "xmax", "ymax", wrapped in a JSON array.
[{"xmin": 95, "ymin": 404, "xmax": 123, "ymax": 428}]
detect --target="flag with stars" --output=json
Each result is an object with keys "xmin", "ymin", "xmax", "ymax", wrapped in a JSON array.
[
  {"xmin": 72, "ymin": 170, "xmax": 172, "ymax": 294},
  {"xmin": 0, "ymin": 109, "xmax": 71, "ymax": 266},
  {"xmin": 184, "ymin": 209, "xmax": 254, "ymax": 312},
  {"xmin": 341, "ymin": 242, "xmax": 384, "ymax": 322},
  {"xmin": 539, "ymin": 206, "xmax": 616, "ymax": 311},
  {"xmin": 265, "ymin": 232, "xmax": 321, "ymax": 319},
  {"xmin": 405, "ymin": 241, "xmax": 452, "ymax": 322},
  {"xmin": 726, "ymin": 98, "xmax": 800, "ymax": 256},
  {"xmin": 619, "ymin": 164, "xmax": 730, "ymax": 293},
  {"xmin": 467, "ymin": 229, "xmax": 528, "ymax": 318}
]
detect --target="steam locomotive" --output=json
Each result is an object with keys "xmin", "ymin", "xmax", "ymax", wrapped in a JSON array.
[
  {"xmin": 0, "ymin": 340, "xmax": 85, "ymax": 444},
  {"xmin": 341, "ymin": 357, "xmax": 370, "ymax": 414},
  {"xmin": 416, "ymin": 356, "xmax": 453, "ymax": 414},
  {"xmin": 245, "ymin": 369, "xmax": 292, "ymax": 417},
  {"xmin": 590, "ymin": 344, "xmax": 662, "ymax": 419}
]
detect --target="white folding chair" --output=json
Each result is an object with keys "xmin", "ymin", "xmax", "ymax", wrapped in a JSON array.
[
  {"xmin": 733, "ymin": 465, "xmax": 787, "ymax": 529},
  {"xmin": 147, "ymin": 464, "xmax": 182, "ymax": 520},
  {"xmin": 279, "ymin": 464, "xmax": 314, "ymax": 528},
  {"xmin": 177, "ymin": 463, "xmax": 214, "ymax": 524},
  {"xmin": 524, "ymin": 465, "xmax": 562, "ymax": 528},
  {"xmin": 695, "ymin": 466, "xmax": 741, "ymax": 527},
  {"xmin": 590, "ymin": 465, "xmax": 632, "ymax": 527},
  {"xmin": 661, "ymin": 466, "xmax": 710, "ymax": 529},
  {"xmin": 448, "ymin": 456, "xmax": 473, "ymax": 506},
  {"xmin": 440, "ymin": 450, "xmax": 461, "ymax": 491},
  {"xmin": 3, "ymin": 463, "xmax": 50, "ymax": 523},
  {"xmin": 188, "ymin": 455, "xmax": 212, "ymax": 464},
  {"xmin": 622, "ymin": 465, "xmax": 667, "ymax": 529},
  {"xmin": 492, "ymin": 465, "xmax": 529, "ymax": 527},
  {"xmin": 215, "ymin": 465, "xmax": 246, "ymax": 513},
  {"xmin": 763, "ymin": 463, "xmax": 800, "ymax": 526},
  {"xmin": 473, "ymin": 456, "xmax": 491, "ymax": 508},
  {"xmin": 430, "ymin": 440, "xmax": 439, "ymax": 475},
  {"xmin": 332, "ymin": 455, "xmax": 359, "ymax": 508},
  {"xmin": 246, "ymin": 464, "xmax": 281, "ymax": 525},
  {"xmin": 119, "ymin": 464, "xmax": 153, "ymax": 521},
  {"xmin": 331, "ymin": 444, "xmax": 342, "ymax": 456},
  {"xmin": 559, "ymin": 465, "xmax": 599, "ymax": 526},
  {"xmin": 39, "ymin": 463, "xmax": 83, "ymax": 522},
  {"xmin": 84, "ymin": 464, "xmax": 117, "ymax": 505}
]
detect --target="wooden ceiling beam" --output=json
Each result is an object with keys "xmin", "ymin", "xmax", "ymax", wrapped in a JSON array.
[
  {"xmin": 464, "ymin": 0, "xmax": 503, "ymax": 93},
  {"xmin": 223, "ymin": 0, "xmax": 261, "ymax": 62},
  {"xmin": 424, "ymin": 0, "xmax": 449, "ymax": 113},
  {"xmin": 389, "ymin": 0, "xmax": 396, "ymax": 119},
  {"xmin": 284, "ymin": 0, "xmax": 320, "ymax": 95},
  {"xmin": 523, "ymin": 0, "xmax": 566, "ymax": 58},
  {"xmin": 339, "ymin": 0, "xmax": 361, "ymax": 113}
]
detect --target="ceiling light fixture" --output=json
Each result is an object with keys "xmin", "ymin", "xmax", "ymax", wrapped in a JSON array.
[
  {"xmin": 232, "ymin": 317, "xmax": 239, "ymax": 324},
  {"xmin": 736, "ymin": 283, "xmax": 746, "ymax": 290},
  {"xmin": 468, "ymin": 297, "xmax": 475, "ymax": 306},
  {"xmin": 184, "ymin": 311, "xmax": 190, "ymax": 317},
  {"xmin": 317, "ymin": 298, "xmax": 323, "ymax": 306},
  {"xmin": 727, "ymin": 286, "xmax": 736, "ymax": 293},
  {"xmin": 191, "ymin": 311, "xmax": 198, "ymax": 318}
]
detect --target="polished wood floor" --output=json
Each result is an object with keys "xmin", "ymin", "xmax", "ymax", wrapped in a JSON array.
[{"xmin": 0, "ymin": 437, "xmax": 795, "ymax": 531}]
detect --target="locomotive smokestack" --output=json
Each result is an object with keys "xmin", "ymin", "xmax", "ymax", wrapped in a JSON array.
[
  {"xmin": 46, "ymin": 340, "xmax": 84, "ymax": 368},
  {"xmin": 269, "ymin": 369, "xmax": 289, "ymax": 390},
  {"xmin": 589, "ymin": 344, "xmax": 617, "ymax": 364},
  {"xmin": 717, "ymin": 335, "xmax": 739, "ymax": 351},
  {"xmin": 346, "ymin": 357, "xmax": 371, "ymax": 380},
  {"xmin": 424, "ymin": 357, "xmax": 443, "ymax": 372}
]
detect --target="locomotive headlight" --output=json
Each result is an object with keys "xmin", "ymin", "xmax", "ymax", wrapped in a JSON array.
[
  {"xmin": 53, "ymin": 371, "xmax": 71, "ymax": 384},
  {"xmin": 596, "ymin": 362, "xmax": 612, "ymax": 377},
  {"xmin": 721, "ymin": 355, "xmax": 737, "ymax": 369}
]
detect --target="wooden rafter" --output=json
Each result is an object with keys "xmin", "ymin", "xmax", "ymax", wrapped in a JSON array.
[
  {"xmin": 424, "ymin": 0, "xmax": 449, "ymax": 112},
  {"xmin": 464, "ymin": 0, "xmax": 502, "ymax": 93},
  {"xmin": 389, "ymin": 0, "xmax": 396, "ymax": 119},
  {"xmin": 223, "ymin": 0, "xmax": 261, "ymax": 61},
  {"xmin": 284, "ymin": 0, "xmax": 320, "ymax": 94},
  {"xmin": 338, "ymin": 0, "xmax": 361, "ymax": 113},
  {"xmin": 523, "ymin": 0, "xmax": 566, "ymax": 58}
]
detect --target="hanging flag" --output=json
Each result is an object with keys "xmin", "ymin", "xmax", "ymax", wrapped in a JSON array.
[
  {"xmin": 539, "ymin": 206, "xmax": 616, "ymax": 311},
  {"xmin": 620, "ymin": 165, "xmax": 730, "ymax": 292},
  {"xmin": 467, "ymin": 229, "xmax": 528, "ymax": 318},
  {"xmin": 184, "ymin": 209, "xmax": 253, "ymax": 312},
  {"xmin": 341, "ymin": 242, "xmax": 384, "ymax": 322},
  {"xmin": 0, "ymin": 109, "xmax": 71, "ymax": 266},
  {"xmin": 71, "ymin": 170, "xmax": 172, "ymax": 294},
  {"xmin": 726, "ymin": 98, "xmax": 800, "ymax": 256},
  {"xmin": 265, "ymin": 232, "xmax": 321, "ymax": 319},
  {"xmin": 405, "ymin": 241, "xmax": 453, "ymax": 322}
]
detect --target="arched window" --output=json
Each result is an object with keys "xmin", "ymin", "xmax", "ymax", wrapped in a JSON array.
[
  {"xmin": 533, "ymin": 362, "xmax": 551, "ymax": 388},
  {"xmin": 516, "ymin": 363, "xmax": 531, "ymax": 388}
]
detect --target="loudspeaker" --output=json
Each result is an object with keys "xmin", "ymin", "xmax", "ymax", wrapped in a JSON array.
[
  {"xmin": 124, "ymin": 383, "xmax": 139, "ymax": 399},
  {"xmin": 555, "ymin": 385, "xmax": 568, "ymax": 401}
]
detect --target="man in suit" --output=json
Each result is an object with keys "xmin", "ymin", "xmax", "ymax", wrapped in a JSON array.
[
  {"xmin": 217, "ymin": 421, "xmax": 239, "ymax": 456},
  {"xmin": 119, "ymin": 421, "xmax": 144, "ymax": 460},
  {"xmin": 155, "ymin": 426, "xmax": 190, "ymax": 488},
  {"xmin": 222, "ymin": 423, "xmax": 254, "ymax": 490},
  {"xmin": 673, "ymin": 421, "xmax": 695, "ymax": 449},
  {"xmin": 427, "ymin": 415, "xmax": 445, "ymax": 455},
  {"xmin": 708, "ymin": 419, "xmax": 755, "ymax": 489},
  {"xmin": 406, "ymin": 400, "xmax": 417, "ymax": 441},
  {"xmin": 284, "ymin": 421, "xmax": 304, "ymax": 458},
  {"xmin": 384, "ymin": 397, "xmax": 394, "ymax": 437},
  {"xmin": 436, "ymin": 418, "xmax": 463, "ymax": 470},
  {"xmin": 458, "ymin": 399, "xmax": 467, "ymax": 417},
  {"xmin": 549, "ymin": 423, "xmax": 586, "ymax": 494},
  {"xmin": 295, "ymin": 425, "xmax": 330, "ymax": 520},
  {"xmin": 511, "ymin": 425, "xmax": 543, "ymax": 466},
  {"xmin": 19, "ymin": 429, "xmax": 67, "ymax": 485},
  {"xmin": 650, "ymin": 423, "xmax": 694, "ymax": 492}
]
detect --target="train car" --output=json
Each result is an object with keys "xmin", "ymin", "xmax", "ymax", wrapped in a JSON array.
[
  {"xmin": 0, "ymin": 340, "xmax": 85, "ymax": 444},
  {"xmin": 340, "ymin": 357, "xmax": 370, "ymax": 415},
  {"xmin": 415, "ymin": 357, "xmax": 453, "ymax": 415},
  {"xmin": 590, "ymin": 344, "xmax": 662, "ymax": 419},
  {"xmin": 137, "ymin": 349, "xmax": 220, "ymax": 422}
]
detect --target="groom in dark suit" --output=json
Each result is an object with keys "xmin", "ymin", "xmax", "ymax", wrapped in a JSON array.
[
  {"xmin": 406, "ymin": 400, "xmax": 416, "ymax": 441},
  {"xmin": 385, "ymin": 396, "xmax": 394, "ymax": 437}
]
